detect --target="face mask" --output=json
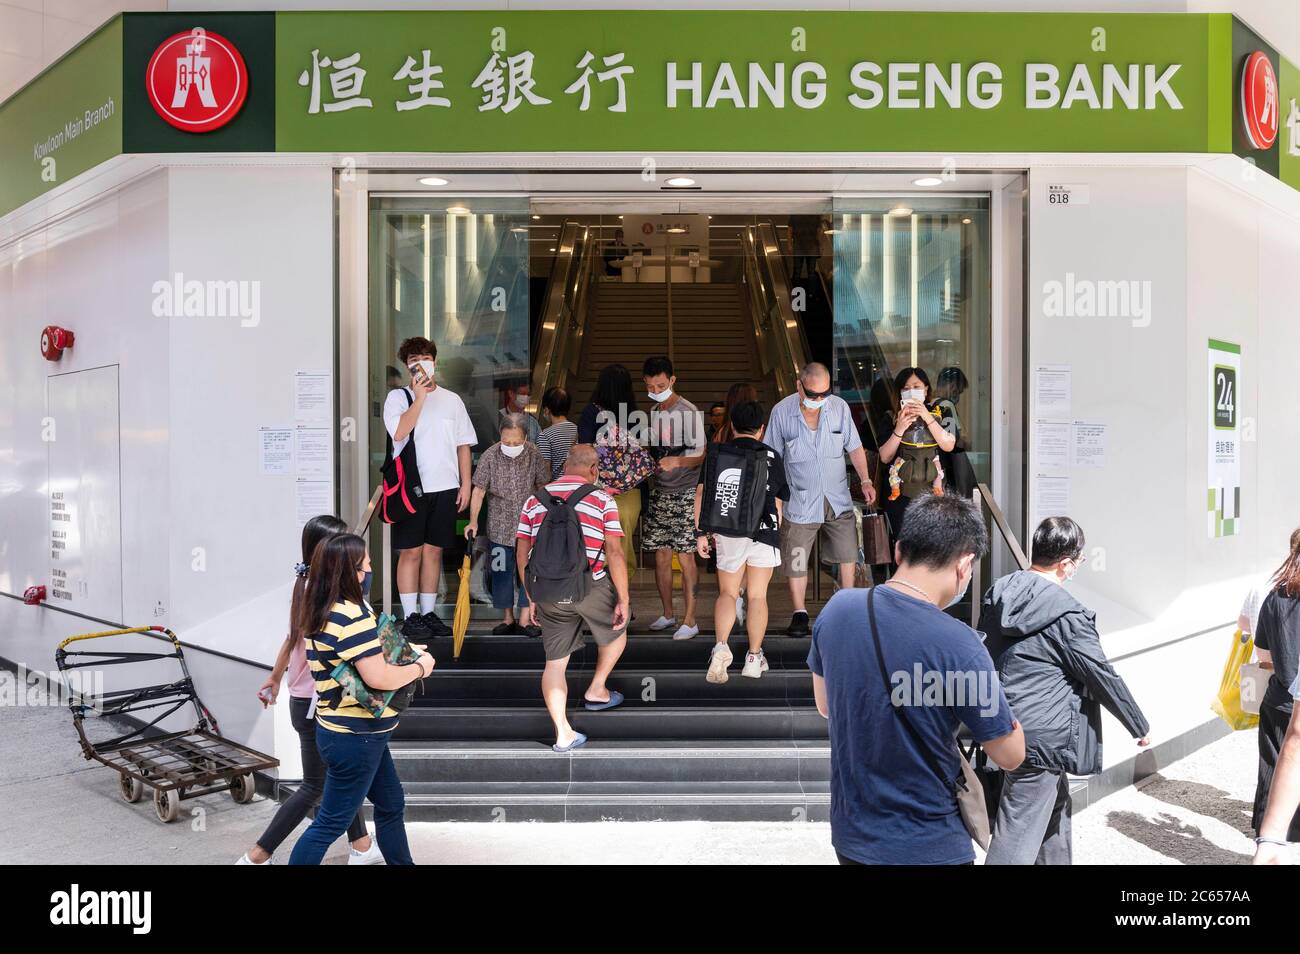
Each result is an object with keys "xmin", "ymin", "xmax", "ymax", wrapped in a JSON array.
[
  {"xmin": 901, "ymin": 388, "xmax": 926, "ymax": 404},
  {"xmin": 361, "ymin": 571, "xmax": 373, "ymax": 598},
  {"xmin": 945, "ymin": 563, "xmax": 972, "ymax": 610},
  {"xmin": 802, "ymin": 397, "xmax": 827, "ymax": 411},
  {"xmin": 500, "ymin": 443, "xmax": 525, "ymax": 459},
  {"xmin": 648, "ymin": 388, "xmax": 672, "ymax": 403},
  {"xmin": 513, "ymin": 393, "xmax": 528, "ymax": 409}
]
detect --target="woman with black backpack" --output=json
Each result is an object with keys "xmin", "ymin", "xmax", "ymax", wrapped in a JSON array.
[{"xmin": 288, "ymin": 534, "xmax": 434, "ymax": 865}]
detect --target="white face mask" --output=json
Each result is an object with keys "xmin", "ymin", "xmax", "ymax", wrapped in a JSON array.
[
  {"xmin": 647, "ymin": 388, "xmax": 672, "ymax": 403},
  {"xmin": 500, "ymin": 443, "xmax": 525, "ymax": 459},
  {"xmin": 513, "ymin": 393, "xmax": 528, "ymax": 409},
  {"xmin": 802, "ymin": 397, "xmax": 827, "ymax": 410},
  {"xmin": 410, "ymin": 360, "xmax": 435, "ymax": 382},
  {"xmin": 945, "ymin": 562, "xmax": 972, "ymax": 610},
  {"xmin": 901, "ymin": 388, "xmax": 926, "ymax": 404}
]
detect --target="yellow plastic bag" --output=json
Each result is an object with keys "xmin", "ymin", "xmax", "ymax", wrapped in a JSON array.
[{"xmin": 1211, "ymin": 628, "xmax": 1260, "ymax": 730}]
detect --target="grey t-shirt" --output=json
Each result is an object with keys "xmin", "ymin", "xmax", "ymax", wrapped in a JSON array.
[{"xmin": 649, "ymin": 395, "xmax": 707, "ymax": 492}]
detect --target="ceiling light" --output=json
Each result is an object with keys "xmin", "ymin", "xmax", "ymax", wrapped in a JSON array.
[
  {"xmin": 913, "ymin": 176, "xmax": 943, "ymax": 187},
  {"xmin": 418, "ymin": 176, "xmax": 449, "ymax": 186},
  {"xmin": 666, "ymin": 226, "xmax": 687, "ymax": 233},
  {"xmin": 890, "ymin": 206, "xmax": 913, "ymax": 217},
  {"xmin": 665, "ymin": 176, "xmax": 696, "ymax": 187},
  {"xmin": 510, "ymin": 227, "xmax": 528, "ymax": 233},
  {"xmin": 549, "ymin": 247, "xmax": 557, "ymax": 252},
  {"xmin": 532, "ymin": 214, "xmax": 541, "ymax": 220},
  {"xmin": 961, "ymin": 217, "xmax": 972, "ymax": 224},
  {"xmin": 446, "ymin": 205, "xmax": 470, "ymax": 215}
]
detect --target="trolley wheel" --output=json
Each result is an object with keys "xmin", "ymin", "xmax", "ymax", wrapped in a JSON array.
[
  {"xmin": 154, "ymin": 787, "xmax": 180, "ymax": 823},
  {"xmin": 118, "ymin": 774, "xmax": 144, "ymax": 803},
  {"xmin": 229, "ymin": 772, "xmax": 256, "ymax": 804}
]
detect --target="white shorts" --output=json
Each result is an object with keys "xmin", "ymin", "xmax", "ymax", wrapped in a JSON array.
[{"xmin": 712, "ymin": 535, "xmax": 781, "ymax": 574}]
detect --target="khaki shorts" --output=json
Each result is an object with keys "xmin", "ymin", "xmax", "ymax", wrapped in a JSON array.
[
  {"xmin": 780, "ymin": 501, "xmax": 858, "ymax": 576},
  {"xmin": 535, "ymin": 575, "xmax": 627, "ymax": 661},
  {"xmin": 713, "ymin": 534, "xmax": 781, "ymax": 574}
]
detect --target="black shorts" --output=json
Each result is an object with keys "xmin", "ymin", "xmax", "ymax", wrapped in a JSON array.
[{"xmin": 392, "ymin": 487, "xmax": 460, "ymax": 550}]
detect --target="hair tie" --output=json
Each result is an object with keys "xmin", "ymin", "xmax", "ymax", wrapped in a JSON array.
[{"xmin": 294, "ymin": 562, "xmax": 309, "ymax": 578}]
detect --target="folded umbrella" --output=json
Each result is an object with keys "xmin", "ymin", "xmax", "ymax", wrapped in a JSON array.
[{"xmin": 452, "ymin": 553, "xmax": 472, "ymax": 659}]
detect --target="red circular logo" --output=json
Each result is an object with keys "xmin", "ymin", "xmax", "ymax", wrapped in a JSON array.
[
  {"xmin": 145, "ymin": 28, "xmax": 248, "ymax": 133},
  {"xmin": 1241, "ymin": 50, "xmax": 1279, "ymax": 150}
]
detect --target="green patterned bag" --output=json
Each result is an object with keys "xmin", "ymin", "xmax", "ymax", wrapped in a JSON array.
[{"xmin": 329, "ymin": 611, "xmax": 424, "ymax": 718}]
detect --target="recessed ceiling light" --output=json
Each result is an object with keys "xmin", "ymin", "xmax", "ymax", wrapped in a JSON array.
[
  {"xmin": 549, "ymin": 247, "xmax": 557, "ymax": 252},
  {"xmin": 890, "ymin": 206, "xmax": 913, "ymax": 217},
  {"xmin": 418, "ymin": 176, "xmax": 449, "ymax": 186},
  {"xmin": 665, "ymin": 176, "xmax": 696, "ymax": 187},
  {"xmin": 618, "ymin": 215, "xmax": 624, "ymax": 219},
  {"xmin": 666, "ymin": 226, "xmax": 687, "ymax": 233},
  {"xmin": 446, "ymin": 205, "xmax": 470, "ymax": 215},
  {"xmin": 532, "ymin": 214, "xmax": 541, "ymax": 220},
  {"xmin": 961, "ymin": 217, "xmax": 972, "ymax": 224},
  {"xmin": 913, "ymin": 176, "xmax": 943, "ymax": 187}
]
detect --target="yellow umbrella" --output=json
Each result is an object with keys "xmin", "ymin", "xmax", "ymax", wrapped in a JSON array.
[{"xmin": 452, "ymin": 553, "xmax": 473, "ymax": 659}]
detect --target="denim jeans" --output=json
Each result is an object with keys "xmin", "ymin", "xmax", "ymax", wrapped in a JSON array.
[
  {"xmin": 490, "ymin": 543, "xmax": 529, "ymax": 611},
  {"xmin": 254, "ymin": 696, "xmax": 368, "ymax": 856},
  {"xmin": 288, "ymin": 725, "xmax": 414, "ymax": 865}
]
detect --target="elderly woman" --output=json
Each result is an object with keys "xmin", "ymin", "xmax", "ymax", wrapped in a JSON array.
[{"xmin": 466, "ymin": 413, "xmax": 550, "ymax": 636}]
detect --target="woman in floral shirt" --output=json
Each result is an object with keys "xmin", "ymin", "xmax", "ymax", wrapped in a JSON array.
[{"xmin": 465, "ymin": 414, "xmax": 550, "ymax": 636}]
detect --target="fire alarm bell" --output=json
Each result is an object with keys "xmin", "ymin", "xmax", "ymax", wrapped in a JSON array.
[
  {"xmin": 41, "ymin": 325, "xmax": 74, "ymax": 361},
  {"xmin": 22, "ymin": 585, "xmax": 46, "ymax": 605}
]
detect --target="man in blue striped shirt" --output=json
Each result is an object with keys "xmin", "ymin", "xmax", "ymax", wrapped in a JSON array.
[{"xmin": 764, "ymin": 363, "xmax": 876, "ymax": 636}]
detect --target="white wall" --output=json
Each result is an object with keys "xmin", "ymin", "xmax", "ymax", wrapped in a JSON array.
[
  {"xmin": 0, "ymin": 163, "xmax": 334, "ymax": 768},
  {"xmin": 1027, "ymin": 161, "xmax": 1300, "ymax": 768}
]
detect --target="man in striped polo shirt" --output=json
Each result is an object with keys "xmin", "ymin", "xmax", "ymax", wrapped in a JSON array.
[{"xmin": 516, "ymin": 444, "xmax": 630, "ymax": 752}]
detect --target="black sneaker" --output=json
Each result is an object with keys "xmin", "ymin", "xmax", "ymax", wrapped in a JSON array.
[
  {"xmin": 786, "ymin": 611, "xmax": 811, "ymax": 637},
  {"xmin": 421, "ymin": 611, "xmax": 453, "ymax": 637},
  {"xmin": 401, "ymin": 614, "xmax": 433, "ymax": 639},
  {"xmin": 491, "ymin": 621, "xmax": 523, "ymax": 635},
  {"xmin": 520, "ymin": 623, "xmax": 542, "ymax": 639}
]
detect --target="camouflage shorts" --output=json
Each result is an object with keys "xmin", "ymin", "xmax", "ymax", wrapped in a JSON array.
[{"xmin": 642, "ymin": 486, "xmax": 697, "ymax": 553}]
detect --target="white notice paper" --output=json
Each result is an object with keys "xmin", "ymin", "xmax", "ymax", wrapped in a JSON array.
[
  {"xmin": 1034, "ymin": 365, "xmax": 1072, "ymax": 420},
  {"xmin": 258, "ymin": 427, "xmax": 293, "ymax": 476},
  {"xmin": 1071, "ymin": 422, "xmax": 1107, "ymax": 468},
  {"xmin": 1033, "ymin": 475, "xmax": 1071, "ymax": 527},
  {"xmin": 295, "ymin": 478, "xmax": 333, "ymax": 526},
  {"xmin": 295, "ymin": 426, "xmax": 331, "ymax": 478},
  {"xmin": 1034, "ymin": 421, "xmax": 1071, "ymax": 473},
  {"xmin": 295, "ymin": 370, "xmax": 331, "ymax": 423}
]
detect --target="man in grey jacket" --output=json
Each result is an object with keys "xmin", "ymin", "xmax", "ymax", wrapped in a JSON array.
[{"xmin": 981, "ymin": 516, "xmax": 1151, "ymax": 865}]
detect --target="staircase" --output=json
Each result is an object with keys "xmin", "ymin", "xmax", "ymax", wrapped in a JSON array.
[
  {"xmin": 391, "ymin": 633, "xmax": 830, "ymax": 822},
  {"xmin": 569, "ymin": 281, "xmax": 775, "ymax": 415}
]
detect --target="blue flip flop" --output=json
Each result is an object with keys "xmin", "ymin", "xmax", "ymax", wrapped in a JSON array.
[
  {"xmin": 584, "ymin": 690, "xmax": 624, "ymax": 711},
  {"xmin": 552, "ymin": 732, "xmax": 587, "ymax": 753}
]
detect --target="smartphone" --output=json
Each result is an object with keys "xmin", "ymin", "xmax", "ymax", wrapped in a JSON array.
[{"xmin": 409, "ymin": 364, "xmax": 430, "ymax": 388}]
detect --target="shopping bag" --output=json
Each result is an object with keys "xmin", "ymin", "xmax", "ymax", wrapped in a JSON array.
[{"xmin": 1210, "ymin": 629, "xmax": 1259, "ymax": 730}]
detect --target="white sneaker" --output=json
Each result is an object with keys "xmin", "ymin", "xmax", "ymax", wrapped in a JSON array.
[
  {"xmin": 235, "ymin": 852, "xmax": 272, "ymax": 865},
  {"xmin": 741, "ymin": 650, "xmax": 769, "ymax": 679},
  {"xmin": 348, "ymin": 841, "xmax": 386, "ymax": 865},
  {"xmin": 735, "ymin": 595, "xmax": 745, "ymax": 626},
  {"xmin": 649, "ymin": 615, "xmax": 677, "ymax": 631},
  {"xmin": 706, "ymin": 642, "xmax": 734, "ymax": 684},
  {"xmin": 672, "ymin": 623, "xmax": 700, "ymax": 641}
]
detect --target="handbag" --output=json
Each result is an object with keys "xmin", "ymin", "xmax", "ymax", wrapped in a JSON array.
[
  {"xmin": 596, "ymin": 427, "xmax": 655, "ymax": 494},
  {"xmin": 866, "ymin": 587, "xmax": 993, "ymax": 851},
  {"xmin": 329, "ymin": 610, "xmax": 424, "ymax": 718}
]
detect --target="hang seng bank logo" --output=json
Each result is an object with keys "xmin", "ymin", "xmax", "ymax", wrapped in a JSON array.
[{"xmin": 146, "ymin": 28, "xmax": 248, "ymax": 132}]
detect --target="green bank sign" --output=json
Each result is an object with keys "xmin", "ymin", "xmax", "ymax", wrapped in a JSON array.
[{"xmin": 4, "ymin": 9, "xmax": 1300, "ymax": 217}]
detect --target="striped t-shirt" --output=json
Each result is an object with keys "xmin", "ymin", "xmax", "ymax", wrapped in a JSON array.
[
  {"xmin": 306, "ymin": 600, "xmax": 399, "ymax": 734},
  {"xmin": 536, "ymin": 421, "xmax": 579, "ymax": 479},
  {"xmin": 516, "ymin": 480, "xmax": 623, "ymax": 580}
]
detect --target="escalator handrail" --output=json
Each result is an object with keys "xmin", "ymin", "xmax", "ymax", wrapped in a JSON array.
[
  {"xmin": 530, "ymin": 222, "xmax": 585, "ymax": 402},
  {"xmin": 740, "ymin": 223, "xmax": 807, "ymax": 397}
]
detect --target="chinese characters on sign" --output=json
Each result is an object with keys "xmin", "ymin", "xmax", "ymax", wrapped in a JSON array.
[{"xmin": 298, "ymin": 47, "xmax": 635, "ymax": 115}]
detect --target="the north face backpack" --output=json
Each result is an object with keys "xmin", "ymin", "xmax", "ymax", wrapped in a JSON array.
[
  {"xmin": 699, "ymin": 441, "xmax": 770, "ymax": 538},
  {"xmin": 525, "ymin": 484, "xmax": 601, "ymax": 605},
  {"xmin": 380, "ymin": 388, "xmax": 424, "ymax": 525}
]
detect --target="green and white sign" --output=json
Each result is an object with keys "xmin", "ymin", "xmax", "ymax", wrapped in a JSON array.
[
  {"xmin": 274, "ymin": 10, "xmax": 1228, "ymax": 154},
  {"xmin": 1208, "ymin": 338, "xmax": 1242, "ymax": 539}
]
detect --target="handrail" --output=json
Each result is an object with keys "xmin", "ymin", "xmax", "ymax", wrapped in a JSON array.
[
  {"xmin": 969, "ymin": 482, "xmax": 1030, "ymax": 630},
  {"xmin": 530, "ymin": 222, "xmax": 596, "ymax": 405},
  {"xmin": 740, "ymin": 223, "xmax": 808, "ymax": 397}
]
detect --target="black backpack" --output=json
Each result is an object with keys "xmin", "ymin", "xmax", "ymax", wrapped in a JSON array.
[
  {"xmin": 525, "ymin": 484, "xmax": 600, "ymax": 605},
  {"xmin": 699, "ymin": 441, "xmax": 770, "ymax": 538},
  {"xmin": 380, "ymin": 388, "xmax": 423, "ymax": 524}
]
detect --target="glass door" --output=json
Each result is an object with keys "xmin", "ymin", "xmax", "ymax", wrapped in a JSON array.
[{"xmin": 367, "ymin": 195, "xmax": 531, "ymax": 616}]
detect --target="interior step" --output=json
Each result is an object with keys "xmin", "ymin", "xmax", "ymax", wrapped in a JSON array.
[
  {"xmin": 415, "ymin": 667, "xmax": 813, "ymax": 703},
  {"xmin": 420, "ymin": 634, "xmax": 818, "ymax": 668}
]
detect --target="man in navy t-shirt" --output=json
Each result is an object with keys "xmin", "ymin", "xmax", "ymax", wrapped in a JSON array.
[{"xmin": 809, "ymin": 494, "xmax": 1025, "ymax": 865}]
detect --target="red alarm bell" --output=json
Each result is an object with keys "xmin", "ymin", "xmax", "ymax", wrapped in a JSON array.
[
  {"xmin": 22, "ymin": 585, "xmax": 46, "ymax": 605},
  {"xmin": 41, "ymin": 325, "xmax": 74, "ymax": 361}
]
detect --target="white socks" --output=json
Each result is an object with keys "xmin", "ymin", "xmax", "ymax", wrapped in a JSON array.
[
  {"xmin": 399, "ymin": 593, "xmax": 418, "ymax": 617},
  {"xmin": 419, "ymin": 592, "xmax": 436, "ymax": 614}
]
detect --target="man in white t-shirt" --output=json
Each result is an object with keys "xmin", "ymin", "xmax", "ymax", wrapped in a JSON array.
[{"xmin": 383, "ymin": 336, "xmax": 478, "ymax": 639}]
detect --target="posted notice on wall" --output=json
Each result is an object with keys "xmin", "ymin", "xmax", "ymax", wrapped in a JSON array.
[
  {"xmin": 294, "ymin": 370, "xmax": 331, "ymax": 424},
  {"xmin": 1033, "ymin": 420, "xmax": 1071, "ymax": 472},
  {"xmin": 258, "ymin": 427, "xmax": 293, "ymax": 476},
  {"xmin": 295, "ymin": 478, "xmax": 333, "ymax": 526},
  {"xmin": 1032, "ymin": 474, "xmax": 1071, "ymax": 530},
  {"xmin": 1033, "ymin": 365, "xmax": 1072, "ymax": 420},
  {"xmin": 1071, "ymin": 422, "xmax": 1107, "ymax": 469},
  {"xmin": 1208, "ymin": 338, "xmax": 1242, "ymax": 538},
  {"xmin": 295, "ymin": 426, "xmax": 331, "ymax": 478}
]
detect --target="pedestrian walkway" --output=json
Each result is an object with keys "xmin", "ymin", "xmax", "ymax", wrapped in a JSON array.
[{"xmin": 1, "ymin": 690, "xmax": 1291, "ymax": 864}]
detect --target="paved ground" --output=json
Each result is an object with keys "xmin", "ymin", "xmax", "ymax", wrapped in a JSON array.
[{"xmin": 2, "ymin": 689, "xmax": 1292, "ymax": 865}]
